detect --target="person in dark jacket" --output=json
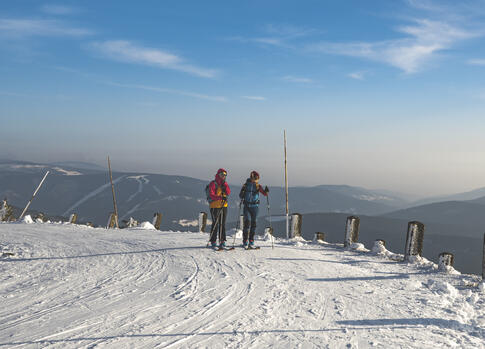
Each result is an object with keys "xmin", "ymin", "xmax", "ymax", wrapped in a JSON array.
[
  {"xmin": 239, "ymin": 170, "xmax": 269, "ymax": 248},
  {"xmin": 208, "ymin": 168, "xmax": 231, "ymax": 248}
]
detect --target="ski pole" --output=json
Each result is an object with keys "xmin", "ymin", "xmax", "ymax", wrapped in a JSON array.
[
  {"xmin": 218, "ymin": 205, "xmax": 224, "ymax": 244},
  {"xmin": 232, "ymin": 199, "xmax": 243, "ymax": 248},
  {"xmin": 207, "ymin": 194, "xmax": 228, "ymax": 246},
  {"xmin": 266, "ymin": 194, "xmax": 274, "ymax": 250},
  {"xmin": 207, "ymin": 207, "xmax": 223, "ymax": 246}
]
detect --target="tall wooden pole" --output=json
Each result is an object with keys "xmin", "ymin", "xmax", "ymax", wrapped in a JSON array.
[
  {"xmin": 107, "ymin": 156, "xmax": 119, "ymax": 228},
  {"xmin": 18, "ymin": 171, "xmax": 50, "ymax": 221},
  {"xmin": 284, "ymin": 130, "xmax": 289, "ymax": 239}
]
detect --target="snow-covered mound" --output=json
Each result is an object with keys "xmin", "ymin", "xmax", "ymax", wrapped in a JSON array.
[{"xmin": 0, "ymin": 222, "xmax": 484, "ymax": 348}]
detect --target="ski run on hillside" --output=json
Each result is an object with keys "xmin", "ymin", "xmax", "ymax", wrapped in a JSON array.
[{"xmin": 1, "ymin": 221, "xmax": 485, "ymax": 348}]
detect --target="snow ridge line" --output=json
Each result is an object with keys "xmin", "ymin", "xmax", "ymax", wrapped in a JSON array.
[{"xmin": 62, "ymin": 176, "xmax": 126, "ymax": 216}]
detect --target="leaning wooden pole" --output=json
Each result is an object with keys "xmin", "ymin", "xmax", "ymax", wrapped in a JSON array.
[
  {"xmin": 107, "ymin": 156, "xmax": 119, "ymax": 228},
  {"xmin": 18, "ymin": 171, "xmax": 50, "ymax": 221},
  {"xmin": 284, "ymin": 130, "xmax": 289, "ymax": 239}
]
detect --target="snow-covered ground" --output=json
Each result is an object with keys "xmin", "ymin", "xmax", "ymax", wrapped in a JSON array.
[{"xmin": 1, "ymin": 222, "xmax": 485, "ymax": 348}]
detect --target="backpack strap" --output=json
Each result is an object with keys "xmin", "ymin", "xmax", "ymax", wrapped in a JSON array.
[{"xmin": 239, "ymin": 183, "xmax": 246, "ymax": 199}]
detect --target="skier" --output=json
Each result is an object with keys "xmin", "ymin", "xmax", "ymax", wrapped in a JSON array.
[
  {"xmin": 239, "ymin": 171, "xmax": 269, "ymax": 248},
  {"xmin": 208, "ymin": 168, "xmax": 231, "ymax": 248}
]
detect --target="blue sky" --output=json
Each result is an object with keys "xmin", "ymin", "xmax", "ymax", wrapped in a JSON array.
[{"xmin": 1, "ymin": 0, "xmax": 485, "ymax": 197}]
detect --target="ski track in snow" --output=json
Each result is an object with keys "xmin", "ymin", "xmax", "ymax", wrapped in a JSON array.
[
  {"xmin": 121, "ymin": 202, "xmax": 143, "ymax": 221},
  {"xmin": 127, "ymin": 175, "xmax": 149, "ymax": 202},
  {"xmin": 62, "ymin": 176, "xmax": 126, "ymax": 216},
  {"xmin": 0, "ymin": 223, "xmax": 485, "ymax": 348},
  {"xmin": 152, "ymin": 185, "xmax": 162, "ymax": 195}
]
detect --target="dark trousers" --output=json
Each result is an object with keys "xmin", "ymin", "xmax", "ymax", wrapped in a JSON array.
[
  {"xmin": 210, "ymin": 207, "xmax": 227, "ymax": 243},
  {"xmin": 243, "ymin": 205, "xmax": 259, "ymax": 242}
]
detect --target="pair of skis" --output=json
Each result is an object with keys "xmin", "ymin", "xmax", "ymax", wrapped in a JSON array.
[{"xmin": 214, "ymin": 245, "xmax": 260, "ymax": 251}]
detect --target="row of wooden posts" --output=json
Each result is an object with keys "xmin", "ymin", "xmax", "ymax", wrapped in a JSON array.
[
  {"xmin": 315, "ymin": 215, "xmax": 456, "ymax": 272},
  {"xmin": 63, "ymin": 212, "xmax": 164, "ymax": 230},
  {"xmin": 198, "ymin": 211, "xmax": 466, "ymax": 275}
]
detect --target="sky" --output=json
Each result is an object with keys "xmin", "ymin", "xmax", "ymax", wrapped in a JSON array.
[{"xmin": 1, "ymin": 0, "xmax": 485, "ymax": 197}]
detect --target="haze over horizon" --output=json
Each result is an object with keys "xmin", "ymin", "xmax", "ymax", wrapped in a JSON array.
[{"xmin": 2, "ymin": 0, "xmax": 485, "ymax": 197}]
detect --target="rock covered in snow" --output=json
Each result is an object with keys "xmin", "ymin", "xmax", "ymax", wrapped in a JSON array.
[
  {"xmin": 139, "ymin": 221, "xmax": 156, "ymax": 230},
  {"xmin": 23, "ymin": 215, "xmax": 34, "ymax": 224},
  {"xmin": 350, "ymin": 242, "xmax": 368, "ymax": 252}
]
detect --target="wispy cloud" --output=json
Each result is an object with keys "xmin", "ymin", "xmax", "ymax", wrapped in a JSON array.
[
  {"xmin": 0, "ymin": 18, "xmax": 92, "ymax": 38},
  {"xmin": 106, "ymin": 81, "xmax": 227, "ymax": 102},
  {"xmin": 229, "ymin": 24, "xmax": 317, "ymax": 48},
  {"xmin": 41, "ymin": 4, "xmax": 79, "ymax": 15},
  {"xmin": 282, "ymin": 75, "xmax": 313, "ymax": 83},
  {"xmin": 242, "ymin": 96, "xmax": 266, "ymax": 101},
  {"xmin": 347, "ymin": 71, "xmax": 366, "ymax": 80},
  {"xmin": 90, "ymin": 40, "xmax": 218, "ymax": 78},
  {"xmin": 406, "ymin": 0, "xmax": 485, "ymax": 19},
  {"xmin": 54, "ymin": 66, "xmax": 226, "ymax": 102},
  {"xmin": 228, "ymin": 36, "xmax": 286, "ymax": 47},
  {"xmin": 468, "ymin": 58, "xmax": 485, "ymax": 65},
  {"xmin": 264, "ymin": 24, "xmax": 316, "ymax": 38},
  {"xmin": 309, "ymin": 19, "xmax": 480, "ymax": 73}
]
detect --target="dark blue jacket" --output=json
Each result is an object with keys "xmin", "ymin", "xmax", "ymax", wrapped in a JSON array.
[{"xmin": 239, "ymin": 178, "xmax": 267, "ymax": 207}]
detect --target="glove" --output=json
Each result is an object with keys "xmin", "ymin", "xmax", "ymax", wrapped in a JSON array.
[{"xmin": 264, "ymin": 186, "xmax": 269, "ymax": 193}]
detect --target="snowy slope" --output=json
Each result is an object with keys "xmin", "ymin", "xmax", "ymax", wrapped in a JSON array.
[{"xmin": 1, "ymin": 222, "xmax": 484, "ymax": 348}]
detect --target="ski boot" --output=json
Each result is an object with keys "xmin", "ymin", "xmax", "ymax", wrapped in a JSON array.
[{"xmin": 248, "ymin": 240, "xmax": 260, "ymax": 250}]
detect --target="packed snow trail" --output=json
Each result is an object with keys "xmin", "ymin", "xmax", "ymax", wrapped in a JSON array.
[{"xmin": 0, "ymin": 223, "xmax": 484, "ymax": 348}]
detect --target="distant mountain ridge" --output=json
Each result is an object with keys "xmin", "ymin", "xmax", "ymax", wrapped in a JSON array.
[
  {"xmin": 0, "ymin": 160, "xmax": 410, "ymax": 229},
  {"xmin": 382, "ymin": 200, "xmax": 485, "ymax": 232},
  {"xmin": 411, "ymin": 187, "xmax": 485, "ymax": 206}
]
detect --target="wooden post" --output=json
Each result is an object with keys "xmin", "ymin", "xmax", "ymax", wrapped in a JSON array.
[
  {"xmin": 482, "ymin": 233, "xmax": 485, "ymax": 280},
  {"xmin": 284, "ymin": 130, "xmax": 289, "ymax": 239},
  {"xmin": 344, "ymin": 216, "xmax": 360, "ymax": 248},
  {"xmin": 18, "ymin": 171, "xmax": 49, "ymax": 221},
  {"xmin": 0, "ymin": 198, "xmax": 14, "ymax": 222},
  {"xmin": 239, "ymin": 214, "xmax": 244, "ymax": 232},
  {"xmin": 69, "ymin": 213, "xmax": 78, "ymax": 224},
  {"xmin": 372, "ymin": 239, "xmax": 386, "ymax": 253},
  {"xmin": 404, "ymin": 221, "xmax": 425, "ymax": 261},
  {"xmin": 376, "ymin": 239, "xmax": 386, "ymax": 247},
  {"xmin": 35, "ymin": 212, "xmax": 45, "ymax": 222},
  {"xmin": 107, "ymin": 213, "xmax": 117, "ymax": 228},
  {"xmin": 152, "ymin": 213, "xmax": 162, "ymax": 230},
  {"xmin": 289, "ymin": 213, "xmax": 302, "ymax": 238},
  {"xmin": 315, "ymin": 232, "xmax": 325, "ymax": 242},
  {"xmin": 107, "ymin": 156, "xmax": 119, "ymax": 228},
  {"xmin": 199, "ymin": 212, "xmax": 207, "ymax": 232},
  {"xmin": 265, "ymin": 227, "xmax": 274, "ymax": 236},
  {"xmin": 122, "ymin": 217, "xmax": 138, "ymax": 228},
  {"xmin": 130, "ymin": 217, "xmax": 138, "ymax": 227},
  {"xmin": 439, "ymin": 252, "xmax": 454, "ymax": 269}
]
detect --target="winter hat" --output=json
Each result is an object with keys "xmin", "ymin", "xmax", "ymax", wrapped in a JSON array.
[
  {"xmin": 250, "ymin": 170, "xmax": 260, "ymax": 180},
  {"xmin": 217, "ymin": 168, "xmax": 227, "ymax": 176}
]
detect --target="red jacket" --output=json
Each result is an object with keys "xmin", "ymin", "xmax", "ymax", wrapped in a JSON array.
[{"xmin": 209, "ymin": 175, "xmax": 230, "ymax": 208}]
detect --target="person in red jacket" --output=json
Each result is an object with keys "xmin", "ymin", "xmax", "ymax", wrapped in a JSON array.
[{"xmin": 208, "ymin": 168, "xmax": 231, "ymax": 248}]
